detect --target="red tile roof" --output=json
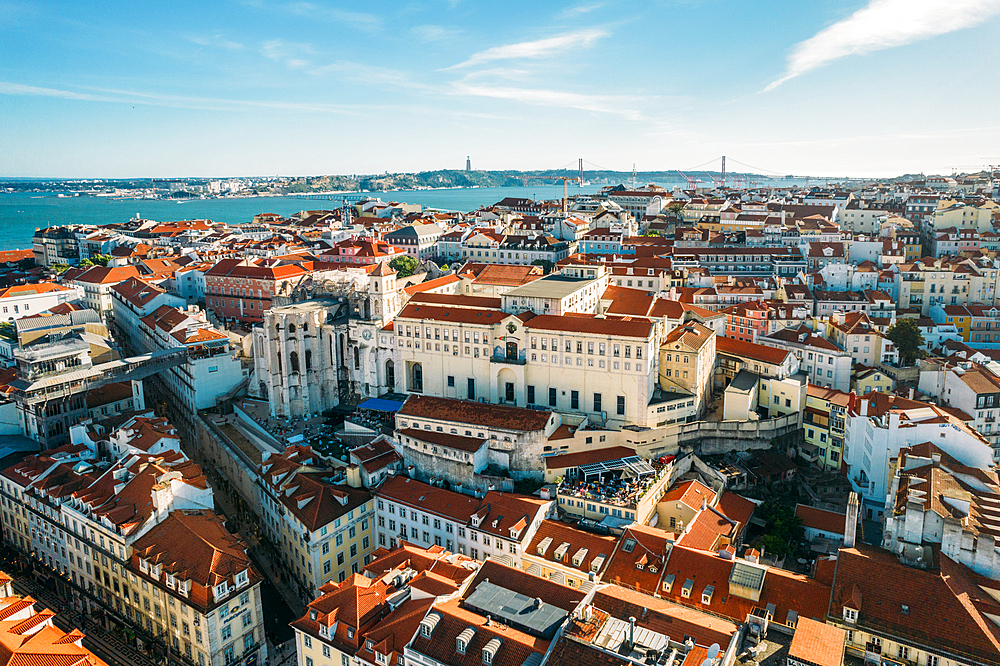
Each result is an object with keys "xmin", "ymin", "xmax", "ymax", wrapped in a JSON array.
[
  {"xmin": 526, "ymin": 520, "xmax": 618, "ymax": 576},
  {"xmin": 399, "ymin": 395, "xmax": 553, "ymax": 432},
  {"xmin": 794, "ymin": 505, "xmax": 846, "ymax": 536},
  {"xmin": 716, "ymin": 335, "xmax": 792, "ymax": 366},
  {"xmin": 831, "ymin": 546, "xmax": 1000, "ymax": 664},
  {"xmin": 592, "ymin": 585, "xmax": 737, "ymax": 649},
  {"xmin": 788, "ymin": 617, "xmax": 846, "ymax": 666},
  {"xmin": 131, "ymin": 510, "xmax": 258, "ymax": 614},
  {"xmin": 543, "ymin": 447, "xmax": 637, "ymax": 470}
]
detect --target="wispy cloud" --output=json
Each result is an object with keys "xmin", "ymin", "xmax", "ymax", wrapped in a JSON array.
[
  {"xmin": 767, "ymin": 0, "xmax": 1000, "ymax": 90},
  {"xmin": 310, "ymin": 61, "xmax": 431, "ymax": 91},
  {"xmin": 0, "ymin": 80, "xmax": 367, "ymax": 115},
  {"xmin": 411, "ymin": 24, "xmax": 462, "ymax": 42},
  {"xmin": 446, "ymin": 28, "xmax": 607, "ymax": 69},
  {"xmin": 186, "ymin": 34, "xmax": 245, "ymax": 51},
  {"xmin": 261, "ymin": 39, "xmax": 316, "ymax": 69},
  {"xmin": 558, "ymin": 3, "xmax": 604, "ymax": 19},
  {"xmin": 450, "ymin": 82, "xmax": 641, "ymax": 119},
  {"xmin": 284, "ymin": 2, "xmax": 380, "ymax": 31}
]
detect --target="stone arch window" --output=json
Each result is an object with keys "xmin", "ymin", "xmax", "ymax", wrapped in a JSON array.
[
  {"xmin": 290, "ymin": 351, "xmax": 299, "ymax": 373},
  {"xmin": 305, "ymin": 350, "xmax": 312, "ymax": 371},
  {"xmin": 303, "ymin": 321, "xmax": 309, "ymax": 333},
  {"xmin": 385, "ymin": 360, "xmax": 395, "ymax": 388},
  {"xmin": 288, "ymin": 323, "xmax": 296, "ymax": 335},
  {"xmin": 354, "ymin": 347, "xmax": 360, "ymax": 369},
  {"xmin": 410, "ymin": 363, "xmax": 423, "ymax": 393}
]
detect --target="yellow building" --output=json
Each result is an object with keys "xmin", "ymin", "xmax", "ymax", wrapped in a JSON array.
[
  {"xmin": 130, "ymin": 511, "xmax": 268, "ymax": 666},
  {"xmin": 852, "ymin": 367, "xmax": 893, "ymax": 396},
  {"xmin": 802, "ymin": 385, "xmax": 852, "ymax": 471},
  {"xmin": 257, "ymin": 446, "xmax": 376, "ymax": 601}
]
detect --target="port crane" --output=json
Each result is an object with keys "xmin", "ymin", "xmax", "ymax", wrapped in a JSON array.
[{"xmin": 673, "ymin": 170, "xmax": 704, "ymax": 192}]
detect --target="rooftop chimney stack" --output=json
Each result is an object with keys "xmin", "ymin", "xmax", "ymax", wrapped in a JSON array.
[{"xmin": 844, "ymin": 492, "xmax": 860, "ymax": 549}]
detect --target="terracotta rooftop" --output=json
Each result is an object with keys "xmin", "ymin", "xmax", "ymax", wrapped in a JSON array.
[{"xmin": 398, "ymin": 395, "xmax": 552, "ymax": 432}]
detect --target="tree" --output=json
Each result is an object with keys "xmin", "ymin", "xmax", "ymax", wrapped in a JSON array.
[
  {"xmin": 389, "ymin": 255, "xmax": 419, "ymax": 278},
  {"xmin": 667, "ymin": 202, "xmax": 685, "ymax": 218},
  {"xmin": 751, "ymin": 499, "xmax": 804, "ymax": 559},
  {"xmin": 78, "ymin": 254, "xmax": 110, "ymax": 268},
  {"xmin": 886, "ymin": 318, "xmax": 924, "ymax": 366},
  {"xmin": 531, "ymin": 259, "xmax": 554, "ymax": 275}
]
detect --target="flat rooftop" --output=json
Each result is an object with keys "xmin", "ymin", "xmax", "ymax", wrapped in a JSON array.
[{"xmin": 503, "ymin": 274, "xmax": 599, "ymax": 300}]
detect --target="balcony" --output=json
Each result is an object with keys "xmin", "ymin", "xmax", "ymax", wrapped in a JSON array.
[{"xmin": 490, "ymin": 354, "xmax": 526, "ymax": 365}]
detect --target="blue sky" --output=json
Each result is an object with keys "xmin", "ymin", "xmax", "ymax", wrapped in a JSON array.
[{"xmin": 2, "ymin": 0, "xmax": 999, "ymax": 178}]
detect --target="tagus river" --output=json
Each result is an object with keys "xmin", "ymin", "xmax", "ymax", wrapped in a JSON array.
[{"xmin": 0, "ymin": 184, "xmax": 621, "ymax": 252}]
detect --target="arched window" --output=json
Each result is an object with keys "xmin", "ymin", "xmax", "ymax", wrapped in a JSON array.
[
  {"xmin": 303, "ymin": 321, "xmax": 309, "ymax": 333},
  {"xmin": 410, "ymin": 363, "xmax": 423, "ymax": 392},
  {"xmin": 305, "ymin": 350, "xmax": 312, "ymax": 371},
  {"xmin": 385, "ymin": 360, "xmax": 395, "ymax": 388},
  {"xmin": 288, "ymin": 323, "xmax": 296, "ymax": 335},
  {"xmin": 290, "ymin": 351, "xmax": 299, "ymax": 373},
  {"xmin": 354, "ymin": 347, "xmax": 360, "ymax": 369}
]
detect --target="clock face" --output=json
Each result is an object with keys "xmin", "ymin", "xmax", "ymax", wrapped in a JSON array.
[
  {"xmin": 362, "ymin": 329, "xmax": 372, "ymax": 340},
  {"xmin": 506, "ymin": 322, "xmax": 517, "ymax": 334}
]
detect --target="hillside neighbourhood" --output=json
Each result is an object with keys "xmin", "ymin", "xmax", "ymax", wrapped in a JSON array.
[{"xmin": 3, "ymin": 175, "xmax": 1000, "ymax": 666}]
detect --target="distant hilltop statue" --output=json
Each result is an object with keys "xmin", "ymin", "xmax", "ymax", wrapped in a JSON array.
[{"xmin": 466, "ymin": 156, "xmax": 471, "ymax": 172}]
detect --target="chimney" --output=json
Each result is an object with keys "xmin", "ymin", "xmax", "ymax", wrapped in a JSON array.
[
  {"xmin": 628, "ymin": 617, "xmax": 636, "ymax": 648},
  {"xmin": 701, "ymin": 497, "xmax": 707, "ymax": 512},
  {"xmin": 844, "ymin": 492, "xmax": 860, "ymax": 549}
]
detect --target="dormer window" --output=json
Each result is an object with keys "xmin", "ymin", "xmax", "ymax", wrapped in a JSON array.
[
  {"xmin": 235, "ymin": 570, "xmax": 250, "ymax": 589},
  {"xmin": 482, "ymin": 638, "xmax": 501, "ymax": 665},
  {"xmin": 844, "ymin": 607, "xmax": 858, "ymax": 623},
  {"xmin": 456, "ymin": 627, "xmax": 475, "ymax": 655},
  {"xmin": 310, "ymin": 610, "xmax": 318, "ymax": 621},
  {"xmin": 214, "ymin": 582, "xmax": 229, "ymax": 601},
  {"xmin": 420, "ymin": 612, "xmax": 441, "ymax": 638}
]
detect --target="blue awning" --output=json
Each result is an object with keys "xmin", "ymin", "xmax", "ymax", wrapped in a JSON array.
[{"xmin": 358, "ymin": 398, "xmax": 405, "ymax": 413}]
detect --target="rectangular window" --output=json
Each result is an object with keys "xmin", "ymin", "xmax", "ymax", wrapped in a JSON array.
[
  {"xmin": 593, "ymin": 393, "xmax": 602, "ymax": 413},
  {"xmin": 527, "ymin": 386, "xmax": 535, "ymax": 404},
  {"xmin": 570, "ymin": 391, "xmax": 579, "ymax": 410},
  {"xmin": 548, "ymin": 387, "xmax": 557, "ymax": 407},
  {"xmin": 447, "ymin": 376, "xmax": 455, "ymax": 388},
  {"xmin": 617, "ymin": 395, "xmax": 625, "ymax": 415},
  {"xmin": 467, "ymin": 378, "xmax": 475, "ymax": 400}
]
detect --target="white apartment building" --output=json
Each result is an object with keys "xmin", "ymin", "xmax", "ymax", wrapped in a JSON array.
[
  {"xmin": 374, "ymin": 474, "xmax": 552, "ymax": 567},
  {"xmin": 0, "ymin": 283, "xmax": 82, "ymax": 322},
  {"xmin": 759, "ymin": 325, "xmax": 853, "ymax": 392},
  {"xmin": 112, "ymin": 278, "xmax": 245, "ymax": 413},
  {"xmin": 844, "ymin": 392, "xmax": 995, "ymax": 521},
  {"xmin": 391, "ymin": 296, "xmax": 657, "ymax": 428},
  {"xmin": 917, "ymin": 360, "xmax": 1000, "ymax": 455}
]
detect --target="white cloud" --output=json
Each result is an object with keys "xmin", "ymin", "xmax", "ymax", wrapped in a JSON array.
[
  {"xmin": 558, "ymin": 3, "xmax": 604, "ymax": 19},
  {"xmin": 186, "ymin": 34, "xmax": 245, "ymax": 51},
  {"xmin": 450, "ymin": 82, "xmax": 641, "ymax": 119},
  {"xmin": 284, "ymin": 2, "xmax": 380, "ymax": 31},
  {"xmin": 0, "ymin": 80, "xmax": 366, "ymax": 114},
  {"xmin": 411, "ymin": 24, "xmax": 462, "ymax": 42},
  {"xmin": 261, "ymin": 39, "xmax": 315, "ymax": 68},
  {"xmin": 446, "ymin": 29, "xmax": 607, "ymax": 69},
  {"xmin": 767, "ymin": 0, "xmax": 1000, "ymax": 90}
]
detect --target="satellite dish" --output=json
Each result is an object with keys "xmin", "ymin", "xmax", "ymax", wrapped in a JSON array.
[
  {"xmin": 700, "ymin": 660, "xmax": 713, "ymax": 666},
  {"xmin": 708, "ymin": 644, "xmax": 721, "ymax": 660}
]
